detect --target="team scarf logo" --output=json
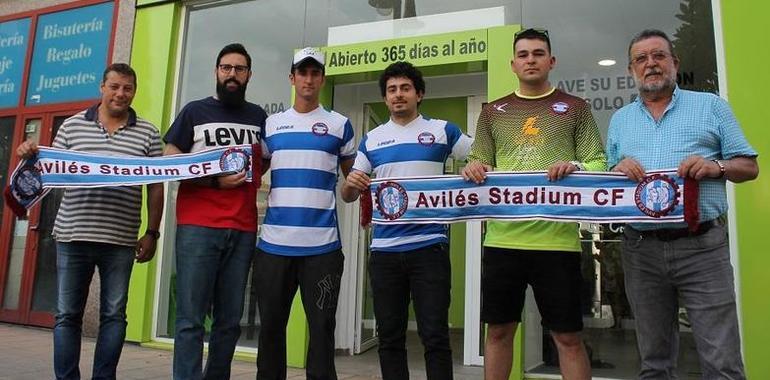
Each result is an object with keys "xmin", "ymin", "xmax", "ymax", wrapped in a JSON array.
[
  {"xmin": 361, "ymin": 170, "xmax": 699, "ymax": 229},
  {"xmin": 4, "ymin": 144, "xmax": 259, "ymax": 217}
]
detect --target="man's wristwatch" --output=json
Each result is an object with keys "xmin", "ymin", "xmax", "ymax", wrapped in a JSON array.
[
  {"xmin": 569, "ymin": 161, "xmax": 586, "ymax": 171},
  {"xmin": 145, "ymin": 229, "xmax": 160, "ymax": 240},
  {"xmin": 712, "ymin": 159, "xmax": 726, "ymax": 178}
]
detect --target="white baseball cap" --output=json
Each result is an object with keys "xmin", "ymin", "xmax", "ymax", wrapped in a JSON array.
[{"xmin": 292, "ymin": 47, "xmax": 325, "ymax": 68}]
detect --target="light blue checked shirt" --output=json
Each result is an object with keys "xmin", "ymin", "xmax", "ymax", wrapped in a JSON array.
[{"xmin": 607, "ymin": 86, "xmax": 757, "ymax": 230}]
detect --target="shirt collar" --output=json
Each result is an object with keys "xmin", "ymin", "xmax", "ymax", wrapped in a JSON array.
[
  {"xmin": 84, "ymin": 103, "xmax": 138, "ymax": 126},
  {"xmin": 388, "ymin": 114, "xmax": 424, "ymax": 128},
  {"xmin": 634, "ymin": 85, "xmax": 680, "ymax": 114}
]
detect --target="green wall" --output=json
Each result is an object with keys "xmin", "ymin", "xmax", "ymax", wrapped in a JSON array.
[
  {"xmin": 721, "ymin": 1, "xmax": 770, "ymax": 379},
  {"xmin": 125, "ymin": 0, "xmax": 181, "ymax": 342}
]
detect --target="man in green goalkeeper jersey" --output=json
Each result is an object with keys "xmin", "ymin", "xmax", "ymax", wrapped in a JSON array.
[{"xmin": 462, "ymin": 28, "xmax": 606, "ymax": 380}]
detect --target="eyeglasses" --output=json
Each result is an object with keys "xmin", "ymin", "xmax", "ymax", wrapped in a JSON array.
[
  {"xmin": 630, "ymin": 51, "xmax": 672, "ymax": 66},
  {"xmin": 218, "ymin": 64, "xmax": 249, "ymax": 74},
  {"xmin": 514, "ymin": 28, "xmax": 550, "ymax": 40}
]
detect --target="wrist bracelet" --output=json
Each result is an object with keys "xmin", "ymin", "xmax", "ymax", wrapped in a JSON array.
[{"xmin": 712, "ymin": 159, "xmax": 726, "ymax": 178}]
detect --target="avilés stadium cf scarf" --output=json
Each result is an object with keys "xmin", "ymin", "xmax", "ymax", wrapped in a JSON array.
[
  {"xmin": 360, "ymin": 170, "xmax": 699, "ymax": 230},
  {"xmin": 4, "ymin": 144, "xmax": 260, "ymax": 217}
]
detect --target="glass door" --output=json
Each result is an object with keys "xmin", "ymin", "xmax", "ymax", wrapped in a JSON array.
[
  {"xmin": 0, "ymin": 112, "xmax": 72, "ymax": 327},
  {"xmin": 0, "ymin": 115, "xmax": 22, "ymax": 322},
  {"xmin": 353, "ymin": 104, "xmax": 384, "ymax": 354},
  {"xmin": 26, "ymin": 114, "xmax": 70, "ymax": 326}
]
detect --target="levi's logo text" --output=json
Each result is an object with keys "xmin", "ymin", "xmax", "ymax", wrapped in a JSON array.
[{"xmin": 200, "ymin": 125, "xmax": 260, "ymax": 146}]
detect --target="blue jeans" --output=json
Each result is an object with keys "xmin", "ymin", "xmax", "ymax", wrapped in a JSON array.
[
  {"xmin": 622, "ymin": 224, "xmax": 746, "ymax": 380},
  {"xmin": 54, "ymin": 241, "xmax": 135, "ymax": 380},
  {"xmin": 369, "ymin": 243, "xmax": 453, "ymax": 380},
  {"xmin": 173, "ymin": 225, "xmax": 255, "ymax": 380}
]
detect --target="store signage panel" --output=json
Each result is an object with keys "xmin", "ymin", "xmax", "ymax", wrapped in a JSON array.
[
  {"xmin": 26, "ymin": 1, "xmax": 114, "ymax": 105},
  {"xmin": 0, "ymin": 18, "xmax": 31, "ymax": 108},
  {"xmin": 324, "ymin": 29, "xmax": 488, "ymax": 76}
]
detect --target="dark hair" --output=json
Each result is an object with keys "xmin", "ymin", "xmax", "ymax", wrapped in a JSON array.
[
  {"xmin": 102, "ymin": 63, "xmax": 136, "ymax": 86},
  {"xmin": 216, "ymin": 43, "xmax": 251, "ymax": 69},
  {"xmin": 514, "ymin": 28, "xmax": 551, "ymax": 53},
  {"xmin": 378, "ymin": 61, "xmax": 425, "ymax": 98},
  {"xmin": 627, "ymin": 29, "xmax": 676, "ymax": 64}
]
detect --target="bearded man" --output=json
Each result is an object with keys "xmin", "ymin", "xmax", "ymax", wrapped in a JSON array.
[{"xmin": 163, "ymin": 43, "xmax": 267, "ymax": 380}]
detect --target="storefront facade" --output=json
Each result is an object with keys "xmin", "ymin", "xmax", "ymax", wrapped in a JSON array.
[
  {"xmin": 0, "ymin": 0, "xmax": 135, "ymax": 328},
  {"xmin": 1, "ymin": 0, "xmax": 768, "ymax": 378}
]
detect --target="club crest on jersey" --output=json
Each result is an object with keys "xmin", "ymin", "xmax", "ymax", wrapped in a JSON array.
[
  {"xmin": 312, "ymin": 122, "xmax": 329, "ymax": 136},
  {"xmin": 418, "ymin": 131, "xmax": 436, "ymax": 146},
  {"xmin": 634, "ymin": 174, "xmax": 680, "ymax": 218},
  {"xmin": 551, "ymin": 102, "xmax": 569, "ymax": 114},
  {"xmin": 219, "ymin": 147, "xmax": 250, "ymax": 173},
  {"xmin": 375, "ymin": 181, "xmax": 409, "ymax": 221},
  {"xmin": 11, "ymin": 165, "xmax": 43, "ymax": 200}
]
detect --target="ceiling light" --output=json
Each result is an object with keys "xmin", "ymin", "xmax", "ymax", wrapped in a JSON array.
[{"xmin": 598, "ymin": 59, "xmax": 616, "ymax": 66}]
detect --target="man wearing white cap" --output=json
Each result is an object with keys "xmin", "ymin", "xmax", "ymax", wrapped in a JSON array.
[{"xmin": 255, "ymin": 47, "xmax": 356, "ymax": 380}]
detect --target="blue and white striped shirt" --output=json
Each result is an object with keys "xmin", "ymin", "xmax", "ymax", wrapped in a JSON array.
[
  {"xmin": 258, "ymin": 106, "xmax": 356, "ymax": 256},
  {"xmin": 354, "ymin": 115, "xmax": 473, "ymax": 252},
  {"xmin": 607, "ymin": 86, "xmax": 757, "ymax": 230}
]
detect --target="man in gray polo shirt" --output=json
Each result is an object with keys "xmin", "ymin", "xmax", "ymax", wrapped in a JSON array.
[{"xmin": 17, "ymin": 63, "xmax": 163, "ymax": 380}]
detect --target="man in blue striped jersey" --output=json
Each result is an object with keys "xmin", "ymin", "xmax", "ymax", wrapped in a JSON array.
[
  {"xmin": 255, "ymin": 47, "xmax": 356, "ymax": 380},
  {"xmin": 342, "ymin": 61, "xmax": 473, "ymax": 380}
]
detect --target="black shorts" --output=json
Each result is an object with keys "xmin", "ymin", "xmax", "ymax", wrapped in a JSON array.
[{"xmin": 481, "ymin": 247, "xmax": 583, "ymax": 332}]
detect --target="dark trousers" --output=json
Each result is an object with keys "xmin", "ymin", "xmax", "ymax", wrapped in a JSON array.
[
  {"xmin": 255, "ymin": 249, "xmax": 344, "ymax": 380},
  {"xmin": 369, "ymin": 243, "xmax": 453, "ymax": 380}
]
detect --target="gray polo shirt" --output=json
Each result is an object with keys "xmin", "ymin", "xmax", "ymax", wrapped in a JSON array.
[{"xmin": 52, "ymin": 104, "xmax": 162, "ymax": 246}]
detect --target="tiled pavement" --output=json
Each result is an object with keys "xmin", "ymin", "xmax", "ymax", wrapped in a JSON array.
[{"xmin": 0, "ymin": 323, "xmax": 484, "ymax": 379}]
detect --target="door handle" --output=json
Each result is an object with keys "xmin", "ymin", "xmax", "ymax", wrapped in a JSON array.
[{"xmin": 29, "ymin": 224, "xmax": 39, "ymax": 231}]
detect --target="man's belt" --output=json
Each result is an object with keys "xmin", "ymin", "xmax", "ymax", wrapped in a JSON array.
[
  {"xmin": 360, "ymin": 170, "xmax": 700, "ymax": 229},
  {"xmin": 625, "ymin": 219, "xmax": 718, "ymax": 241},
  {"xmin": 4, "ymin": 144, "xmax": 260, "ymax": 217}
]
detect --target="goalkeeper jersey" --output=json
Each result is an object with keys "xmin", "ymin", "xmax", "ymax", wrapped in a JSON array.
[{"xmin": 468, "ymin": 88, "xmax": 607, "ymax": 252}]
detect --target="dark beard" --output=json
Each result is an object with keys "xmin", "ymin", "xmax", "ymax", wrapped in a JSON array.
[{"xmin": 216, "ymin": 79, "xmax": 247, "ymax": 107}]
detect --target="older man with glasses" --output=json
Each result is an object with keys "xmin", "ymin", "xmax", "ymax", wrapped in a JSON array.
[{"xmin": 607, "ymin": 29, "xmax": 758, "ymax": 380}]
